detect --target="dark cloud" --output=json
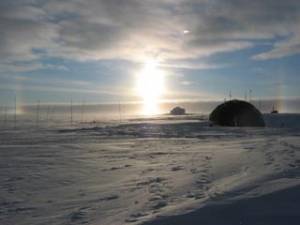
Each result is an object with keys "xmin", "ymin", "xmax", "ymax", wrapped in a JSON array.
[
  {"xmin": 0, "ymin": 1, "xmax": 58, "ymax": 63},
  {"xmin": 1, "ymin": 0, "xmax": 300, "ymax": 72}
]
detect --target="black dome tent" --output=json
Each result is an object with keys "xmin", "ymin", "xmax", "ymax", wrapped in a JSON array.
[{"xmin": 209, "ymin": 100, "xmax": 265, "ymax": 127}]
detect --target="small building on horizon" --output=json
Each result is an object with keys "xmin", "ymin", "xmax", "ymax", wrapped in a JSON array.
[{"xmin": 170, "ymin": 106, "xmax": 186, "ymax": 115}]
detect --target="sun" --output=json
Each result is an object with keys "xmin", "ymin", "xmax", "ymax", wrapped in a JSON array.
[{"xmin": 136, "ymin": 59, "xmax": 165, "ymax": 115}]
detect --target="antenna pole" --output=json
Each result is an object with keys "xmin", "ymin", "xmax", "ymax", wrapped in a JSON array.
[
  {"xmin": 4, "ymin": 105, "xmax": 7, "ymax": 127},
  {"xmin": 118, "ymin": 101, "xmax": 122, "ymax": 123},
  {"xmin": 14, "ymin": 94, "xmax": 17, "ymax": 129},
  {"xmin": 0, "ymin": 105, "xmax": 2, "ymax": 124},
  {"xmin": 36, "ymin": 100, "xmax": 40, "ymax": 128},
  {"xmin": 51, "ymin": 106, "xmax": 55, "ymax": 122},
  {"xmin": 80, "ymin": 100, "xmax": 85, "ymax": 123},
  {"xmin": 70, "ymin": 99, "xmax": 73, "ymax": 126},
  {"xmin": 46, "ymin": 105, "xmax": 50, "ymax": 126}
]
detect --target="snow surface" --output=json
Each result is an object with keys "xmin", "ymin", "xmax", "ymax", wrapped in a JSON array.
[{"xmin": 0, "ymin": 114, "xmax": 299, "ymax": 225}]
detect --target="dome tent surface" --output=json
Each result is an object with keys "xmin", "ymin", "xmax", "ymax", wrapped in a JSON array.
[
  {"xmin": 209, "ymin": 100, "xmax": 265, "ymax": 127},
  {"xmin": 170, "ymin": 106, "xmax": 186, "ymax": 115}
]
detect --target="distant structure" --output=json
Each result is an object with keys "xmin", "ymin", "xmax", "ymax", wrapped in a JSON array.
[
  {"xmin": 271, "ymin": 105, "xmax": 279, "ymax": 114},
  {"xmin": 170, "ymin": 106, "xmax": 186, "ymax": 115},
  {"xmin": 209, "ymin": 99, "xmax": 265, "ymax": 127}
]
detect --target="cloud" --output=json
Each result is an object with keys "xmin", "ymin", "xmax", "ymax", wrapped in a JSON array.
[
  {"xmin": 0, "ymin": 75, "xmax": 128, "ymax": 98},
  {"xmin": 160, "ymin": 61, "xmax": 226, "ymax": 70},
  {"xmin": 0, "ymin": 62, "xmax": 44, "ymax": 73},
  {"xmin": 1, "ymin": 0, "xmax": 300, "ymax": 71},
  {"xmin": 0, "ymin": 61, "xmax": 69, "ymax": 73},
  {"xmin": 181, "ymin": 81, "xmax": 191, "ymax": 86},
  {"xmin": 0, "ymin": 2, "xmax": 59, "ymax": 63},
  {"xmin": 253, "ymin": 33, "xmax": 300, "ymax": 60}
]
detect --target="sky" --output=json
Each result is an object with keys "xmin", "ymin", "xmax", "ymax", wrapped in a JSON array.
[{"xmin": 1, "ymin": 0, "xmax": 300, "ymax": 107}]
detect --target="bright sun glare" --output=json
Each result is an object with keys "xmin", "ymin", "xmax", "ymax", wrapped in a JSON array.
[{"xmin": 136, "ymin": 59, "xmax": 165, "ymax": 115}]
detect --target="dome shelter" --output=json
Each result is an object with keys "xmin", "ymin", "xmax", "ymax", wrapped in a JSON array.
[
  {"xmin": 209, "ymin": 100, "xmax": 265, "ymax": 127},
  {"xmin": 170, "ymin": 106, "xmax": 186, "ymax": 115}
]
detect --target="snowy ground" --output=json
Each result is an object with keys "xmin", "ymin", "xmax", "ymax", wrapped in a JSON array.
[{"xmin": 0, "ymin": 114, "xmax": 300, "ymax": 225}]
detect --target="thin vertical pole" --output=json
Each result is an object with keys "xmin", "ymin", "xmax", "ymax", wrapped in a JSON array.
[
  {"xmin": 0, "ymin": 105, "xmax": 2, "ymax": 127},
  {"xmin": 51, "ymin": 106, "xmax": 55, "ymax": 122},
  {"xmin": 4, "ymin": 105, "xmax": 7, "ymax": 127},
  {"xmin": 118, "ymin": 101, "xmax": 122, "ymax": 123},
  {"xmin": 80, "ymin": 101, "xmax": 83, "ymax": 123},
  {"xmin": 229, "ymin": 90, "xmax": 232, "ymax": 101},
  {"xmin": 0, "ymin": 105, "xmax": 2, "ymax": 124},
  {"xmin": 46, "ymin": 105, "xmax": 50, "ymax": 126},
  {"xmin": 70, "ymin": 99, "xmax": 73, "ymax": 126},
  {"xmin": 36, "ymin": 100, "xmax": 40, "ymax": 128},
  {"xmin": 80, "ymin": 100, "xmax": 85, "ymax": 124},
  {"xmin": 14, "ymin": 95, "xmax": 17, "ymax": 129}
]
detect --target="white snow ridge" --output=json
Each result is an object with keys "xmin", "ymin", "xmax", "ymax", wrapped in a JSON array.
[{"xmin": 0, "ymin": 114, "xmax": 299, "ymax": 225}]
